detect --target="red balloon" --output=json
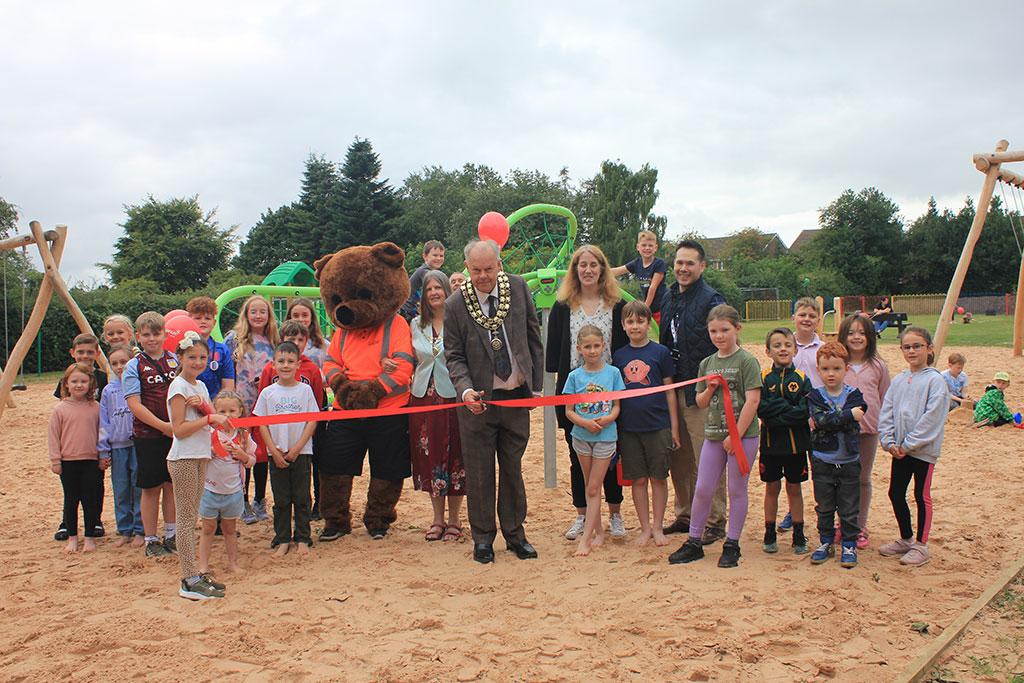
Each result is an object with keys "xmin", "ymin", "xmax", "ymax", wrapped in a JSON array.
[
  {"xmin": 165, "ymin": 309, "xmax": 188, "ymax": 319},
  {"xmin": 956, "ymin": 306, "xmax": 965, "ymax": 315},
  {"xmin": 163, "ymin": 314, "xmax": 203, "ymax": 354},
  {"xmin": 477, "ymin": 211, "xmax": 510, "ymax": 249}
]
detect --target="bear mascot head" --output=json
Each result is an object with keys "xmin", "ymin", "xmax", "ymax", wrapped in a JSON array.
[{"xmin": 313, "ymin": 241, "xmax": 410, "ymax": 410}]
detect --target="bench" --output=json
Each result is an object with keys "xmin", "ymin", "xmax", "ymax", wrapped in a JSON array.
[{"xmin": 876, "ymin": 312, "xmax": 909, "ymax": 336}]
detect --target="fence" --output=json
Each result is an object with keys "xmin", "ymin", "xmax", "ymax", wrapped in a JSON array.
[
  {"xmin": 748, "ymin": 292, "xmax": 1017, "ymax": 321},
  {"xmin": 745, "ymin": 299, "xmax": 792, "ymax": 321}
]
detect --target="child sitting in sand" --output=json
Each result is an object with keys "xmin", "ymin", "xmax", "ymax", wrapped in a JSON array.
[
  {"xmin": 941, "ymin": 353, "xmax": 970, "ymax": 411},
  {"xmin": 973, "ymin": 371, "xmax": 1013, "ymax": 427}
]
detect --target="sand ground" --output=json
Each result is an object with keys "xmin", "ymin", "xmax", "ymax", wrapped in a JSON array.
[{"xmin": 2, "ymin": 343, "xmax": 1023, "ymax": 682}]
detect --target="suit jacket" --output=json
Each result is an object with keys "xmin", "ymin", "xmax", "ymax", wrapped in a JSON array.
[{"xmin": 444, "ymin": 273, "xmax": 544, "ymax": 398}]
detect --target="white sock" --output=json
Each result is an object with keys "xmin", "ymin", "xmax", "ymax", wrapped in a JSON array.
[{"xmin": 164, "ymin": 523, "xmax": 176, "ymax": 538}]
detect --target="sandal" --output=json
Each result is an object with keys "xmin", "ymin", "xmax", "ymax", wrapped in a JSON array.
[
  {"xmin": 425, "ymin": 524, "xmax": 445, "ymax": 542},
  {"xmin": 442, "ymin": 524, "xmax": 463, "ymax": 542}
]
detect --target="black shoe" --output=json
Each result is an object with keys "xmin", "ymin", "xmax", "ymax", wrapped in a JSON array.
[
  {"xmin": 473, "ymin": 543, "xmax": 495, "ymax": 564},
  {"xmin": 93, "ymin": 523, "xmax": 106, "ymax": 537},
  {"xmin": 668, "ymin": 539, "xmax": 704, "ymax": 564},
  {"xmin": 368, "ymin": 528, "xmax": 388, "ymax": 540},
  {"xmin": 163, "ymin": 535, "xmax": 177, "ymax": 554},
  {"xmin": 662, "ymin": 517, "xmax": 690, "ymax": 535},
  {"xmin": 718, "ymin": 539, "xmax": 741, "ymax": 568},
  {"xmin": 215, "ymin": 521, "xmax": 223, "ymax": 536},
  {"xmin": 701, "ymin": 526, "xmax": 726, "ymax": 546},
  {"xmin": 310, "ymin": 502, "xmax": 322, "ymax": 521},
  {"xmin": 318, "ymin": 527, "xmax": 350, "ymax": 542},
  {"xmin": 507, "ymin": 540, "xmax": 538, "ymax": 560},
  {"xmin": 54, "ymin": 523, "xmax": 69, "ymax": 542}
]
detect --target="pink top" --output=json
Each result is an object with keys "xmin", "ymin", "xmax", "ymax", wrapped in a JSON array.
[
  {"xmin": 794, "ymin": 333, "xmax": 823, "ymax": 388},
  {"xmin": 844, "ymin": 356, "xmax": 892, "ymax": 435},
  {"xmin": 48, "ymin": 399, "xmax": 100, "ymax": 467}
]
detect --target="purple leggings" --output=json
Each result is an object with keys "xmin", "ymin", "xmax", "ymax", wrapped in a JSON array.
[{"xmin": 688, "ymin": 436, "xmax": 760, "ymax": 542}]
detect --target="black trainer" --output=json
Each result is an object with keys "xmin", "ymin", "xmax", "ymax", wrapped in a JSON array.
[
  {"xmin": 718, "ymin": 539, "xmax": 741, "ymax": 568},
  {"xmin": 668, "ymin": 539, "xmax": 704, "ymax": 565},
  {"xmin": 701, "ymin": 526, "xmax": 726, "ymax": 546},
  {"xmin": 54, "ymin": 522, "xmax": 69, "ymax": 542}
]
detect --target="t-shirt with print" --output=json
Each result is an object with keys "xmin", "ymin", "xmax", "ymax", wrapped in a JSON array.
[
  {"xmin": 122, "ymin": 351, "xmax": 179, "ymax": 439},
  {"xmin": 205, "ymin": 431, "xmax": 256, "ymax": 495},
  {"xmin": 612, "ymin": 341, "xmax": 674, "ymax": 432},
  {"xmin": 253, "ymin": 382, "xmax": 320, "ymax": 454},
  {"xmin": 697, "ymin": 348, "xmax": 762, "ymax": 441},
  {"xmin": 166, "ymin": 376, "xmax": 212, "ymax": 461},
  {"xmin": 625, "ymin": 256, "xmax": 668, "ymax": 313},
  {"xmin": 198, "ymin": 336, "xmax": 235, "ymax": 399},
  {"xmin": 562, "ymin": 363, "xmax": 625, "ymax": 443}
]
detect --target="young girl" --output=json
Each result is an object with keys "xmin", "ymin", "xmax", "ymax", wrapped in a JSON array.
[
  {"xmin": 225, "ymin": 295, "xmax": 278, "ymax": 524},
  {"xmin": 101, "ymin": 314, "xmax": 137, "ymax": 354},
  {"xmin": 668, "ymin": 304, "xmax": 761, "ymax": 568},
  {"xmin": 877, "ymin": 326, "xmax": 948, "ymax": 567},
  {"xmin": 562, "ymin": 325, "xmax": 625, "ymax": 556},
  {"xmin": 167, "ymin": 331, "xmax": 231, "ymax": 600},
  {"xmin": 99, "ymin": 345, "xmax": 144, "ymax": 547},
  {"xmin": 198, "ymin": 391, "xmax": 256, "ymax": 579},
  {"xmin": 839, "ymin": 314, "xmax": 891, "ymax": 549},
  {"xmin": 286, "ymin": 297, "xmax": 330, "ymax": 369},
  {"xmin": 49, "ymin": 363, "xmax": 105, "ymax": 553}
]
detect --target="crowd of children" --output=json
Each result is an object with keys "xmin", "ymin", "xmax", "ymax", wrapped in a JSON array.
[{"xmin": 44, "ymin": 235, "xmax": 982, "ymax": 601}]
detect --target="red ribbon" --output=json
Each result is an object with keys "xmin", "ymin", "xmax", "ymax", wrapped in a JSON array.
[{"xmin": 230, "ymin": 373, "xmax": 750, "ymax": 475}]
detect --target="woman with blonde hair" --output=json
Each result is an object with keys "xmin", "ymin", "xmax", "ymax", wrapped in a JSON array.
[{"xmin": 545, "ymin": 245, "xmax": 629, "ymax": 541}]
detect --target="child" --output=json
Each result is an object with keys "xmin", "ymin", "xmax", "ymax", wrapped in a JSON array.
[
  {"xmin": 225, "ymin": 295, "xmax": 279, "ymax": 524},
  {"xmin": 878, "ymin": 326, "xmax": 949, "ymax": 566},
  {"xmin": 101, "ymin": 314, "xmax": 137, "ymax": 354},
  {"xmin": 286, "ymin": 297, "xmax": 331, "ymax": 370},
  {"xmin": 611, "ymin": 301, "xmax": 679, "ymax": 547},
  {"xmin": 757, "ymin": 327, "xmax": 812, "ymax": 555},
  {"xmin": 52, "ymin": 332, "xmax": 109, "ymax": 541},
  {"xmin": 123, "ymin": 312, "xmax": 178, "ymax": 558},
  {"xmin": 254, "ymin": 342, "xmax": 320, "ymax": 557},
  {"xmin": 167, "ymin": 331, "xmax": 232, "ymax": 600},
  {"xmin": 941, "ymin": 352, "xmax": 970, "ymax": 411},
  {"xmin": 807, "ymin": 342, "xmax": 868, "ymax": 569},
  {"xmin": 199, "ymin": 391, "xmax": 256, "ymax": 578},
  {"xmin": 187, "ymin": 296, "xmax": 236, "ymax": 398},
  {"xmin": 563, "ymin": 325, "xmax": 625, "ymax": 556},
  {"xmin": 839, "ymin": 314, "xmax": 892, "ymax": 549},
  {"xmin": 792, "ymin": 297, "xmax": 823, "ymax": 389},
  {"xmin": 668, "ymin": 304, "xmax": 761, "ymax": 568},
  {"xmin": 98, "ymin": 345, "xmax": 144, "ymax": 547},
  {"xmin": 401, "ymin": 240, "xmax": 446, "ymax": 321},
  {"xmin": 611, "ymin": 230, "xmax": 668, "ymax": 323},
  {"xmin": 973, "ymin": 371, "xmax": 1013, "ymax": 427},
  {"xmin": 49, "ymin": 363, "xmax": 105, "ymax": 553}
]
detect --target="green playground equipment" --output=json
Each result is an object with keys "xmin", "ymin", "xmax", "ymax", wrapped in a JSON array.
[{"xmin": 261, "ymin": 261, "xmax": 318, "ymax": 287}]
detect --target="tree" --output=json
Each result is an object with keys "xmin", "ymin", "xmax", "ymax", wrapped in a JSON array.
[
  {"xmin": 0, "ymin": 196, "xmax": 16, "ymax": 239},
  {"xmin": 234, "ymin": 204, "xmax": 314, "ymax": 275},
  {"xmin": 810, "ymin": 188, "xmax": 905, "ymax": 294},
  {"xmin": 103, "ymin": 196, "xmax": 234, "ymax": 293},
  {"xmin": 584, "ymin": 160, "xmax": 667, "ymax": 268},
  {"xmin": 329, "ymin": 138, "xmax": 401, "ymax": 249},
  {"xmin": 721, "ymin": 227, "xmax": 787, "ymax": 263},
  {"xmin": 295, "ymin": 154, "xmax": 343, "ymax": 263}
]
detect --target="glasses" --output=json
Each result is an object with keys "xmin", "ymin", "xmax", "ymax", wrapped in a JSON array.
[{"xmin": 900, "ymin": 343, "xmax": 927, "ymax": 351}]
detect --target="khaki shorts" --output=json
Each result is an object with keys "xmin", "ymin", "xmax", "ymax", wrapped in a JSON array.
[{"xmin": 619, "ymin": 429, "xmax": 672, "ymax": 480}]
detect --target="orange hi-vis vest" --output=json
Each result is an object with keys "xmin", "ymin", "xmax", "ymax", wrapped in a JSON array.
[{"xmin": 323, "ymin": 315, "xmax": 414, "ymax": 410}]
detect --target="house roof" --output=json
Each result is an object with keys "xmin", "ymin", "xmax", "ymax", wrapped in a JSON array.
[
  {"xmin": 789, "ymin": 229, "xmax": 820, "ymax": 252},
  {"xmin": 700, "ymin": 236, "xmax": 732, "ymax": 261}
]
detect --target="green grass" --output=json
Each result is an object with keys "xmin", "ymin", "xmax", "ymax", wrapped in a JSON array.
[{"xmin": 741, "ymin": 314, "xmax": 1017, "ymax": 347}]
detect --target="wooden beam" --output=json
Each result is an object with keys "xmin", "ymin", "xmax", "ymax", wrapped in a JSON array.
[
  {"xmin": 934, "ymin": 140, "xmax": 1009, "ymax": 361},
  {"xmin": 0, "ymin": 362, "xmax": 14, "ymax": 408},
  {"xmin": 1015, "ymin": 249, "xmax": 1024, "ymax": 357},
  {"xmin": 974, "ymin": 145, "xmax": 1024, "ymax": 167},
  {"xmin": 0, "ymin": 230, "xmax": 58, "ymax": 252}
]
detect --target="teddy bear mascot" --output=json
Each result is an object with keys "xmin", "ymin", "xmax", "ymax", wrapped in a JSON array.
[{"xmin": 314, "ymin": 241, "xmax": 414, "ymax": 541}]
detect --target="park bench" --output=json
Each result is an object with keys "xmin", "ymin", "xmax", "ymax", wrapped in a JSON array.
[{"xmin": 881, "ymin": 312, "xmax": 909, "ymax": 336}]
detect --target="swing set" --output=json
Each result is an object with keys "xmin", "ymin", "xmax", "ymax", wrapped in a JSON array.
[{"xmin": 0, "ymin": 222, "xmax": 105, "ymax": 422}]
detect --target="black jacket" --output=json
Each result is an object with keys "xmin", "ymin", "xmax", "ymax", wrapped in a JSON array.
[
  {"xmin": 757, "ymin": 365, "xmax": 813, "ymax": 457},
  {"xmin": 545, "ymin": 299, "xmax": 628, "ymax": 431},
  {"xmin": 659, "ymin": 277, "xmax": 725, "ymax": 406},
  {"xmin": 807, "ymin": 386, "xmax": 868, "ymax": 455}
]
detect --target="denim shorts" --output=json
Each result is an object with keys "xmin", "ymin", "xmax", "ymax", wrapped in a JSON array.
[{"xmin": 198, "ymin": 489, "xmax": 244, "ymax": 520}]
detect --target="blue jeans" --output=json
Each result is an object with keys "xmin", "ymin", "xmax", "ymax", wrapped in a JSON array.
[
  {"xmin": 873, "ymin": 319, "xmax": 890, "ymax": 334},
  {"xmin": 110, "ymin": 445, "xmax": 143, "ymax": 536}
]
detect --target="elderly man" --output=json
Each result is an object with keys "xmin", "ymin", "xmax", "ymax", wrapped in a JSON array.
[{"xmin": 444, "ymin": 238, "xmax": 544, "ymax": 564}]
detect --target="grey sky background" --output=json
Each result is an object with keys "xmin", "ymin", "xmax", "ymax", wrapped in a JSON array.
[{"xmin": 2, "ymin": 2, "xmax": 1022, "ymax": 283}]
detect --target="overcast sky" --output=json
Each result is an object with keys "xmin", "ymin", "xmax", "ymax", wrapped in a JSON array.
[{"xmin": 3, "ymin": 2, "xmax": 1022, "ymax": 283}]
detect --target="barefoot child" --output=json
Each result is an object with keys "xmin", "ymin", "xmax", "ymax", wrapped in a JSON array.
[
  {"xmin": 941, "ymin": 353, "xmax": 970, "ymax": 411},
  {"xmin": 878, "ymin": 327, "xmax": 948, "ymax": 566},
  {"xmin": 167, "ymin": 331, "xmax": 232, "ymax": 600},
  {"xmin": 99, "ymin": 345, "xmax": 144, "ymax": 547},
  {"xmin": 839, "ymin": 314, "xmax": 891, "ymax": 549},
  {"xmin": 808, "ymin": 342, "xmax": 868, "ymax": 569},
  {"xmin": 199, "ymin": 391, "xmax": 256, "ymax": 579},
  {"xmin": 668, "ymin": 305, "xmax": 761, "ymax": 568},
  {"xmin": 563, "ymin": 325, "xmax": 625, "ymax": 556},
  {"xmin": 254, "ymin": 342, "xmax": 320, "ymax": 557},
  {"xmin": 757, "ymin": 328, "xmax": 812, "ymax": 555},
  {"xmin": 49, "ymin": 363, "xmax": 105, "ymax": 553},
  {"xmin": 123, "ymin": 312, "xmax": 178, "ymax": 557},
  {"xmin": 612, "ymin": 301, "xmax": 678, "ymax": 547}
]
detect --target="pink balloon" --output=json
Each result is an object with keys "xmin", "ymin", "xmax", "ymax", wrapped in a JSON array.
[
  {"xmin": 956, "ymin": 306, "xmax": 965, "ymax": 315},
  {"xmin": 478, "ymin": 211, "xmax": 510, "ymax": 249},
  {"xmin": 165, "ymin": 309, "xmax": 188, "ymax": 319},
  {"xmin": 163, "ymin": 314, "xmax": 202, "ymax": 354}
]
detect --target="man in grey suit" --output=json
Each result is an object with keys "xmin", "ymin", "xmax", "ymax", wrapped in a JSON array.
[{"xmin": 444, "ymin": 239, "xmax": 544, "ymax": 564}]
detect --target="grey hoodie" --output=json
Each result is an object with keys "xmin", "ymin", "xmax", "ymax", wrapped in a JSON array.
[{"xmin": 878, "ymin": 367, "xmax": 949, "ymax": 465}]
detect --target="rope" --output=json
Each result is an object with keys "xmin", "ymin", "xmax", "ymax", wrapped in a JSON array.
[
  {"xmin": 999, "ymin": 180, "xmax": 1024, "ymax": 255},
  {"xmin": 2, "ymin": 249, "xmax": 8, "ymax": 370},
  {"xmin": 1012, "ymin": 183, "xmax": 1024, "ymax": 256}
]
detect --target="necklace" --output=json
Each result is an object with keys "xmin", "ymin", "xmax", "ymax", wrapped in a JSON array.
[{"xmin": 462, "ymin": 272, "xmax": 512, "ymax": 351}]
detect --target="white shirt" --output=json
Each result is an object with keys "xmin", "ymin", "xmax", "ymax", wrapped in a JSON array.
[
  {"xmin": 253, "ymin": 382, "xmax": 319, "ymax": 454},
  {"xmin": 205, "ymin": 432, "xmax": 255, "ymax": 495},
  {"xmin": 467, "ymin": 283, "xmax": 523, "ymax": 397},
  {"xmin": 166, "ymin": 376, "xmax": 212, "ymax": 461}
]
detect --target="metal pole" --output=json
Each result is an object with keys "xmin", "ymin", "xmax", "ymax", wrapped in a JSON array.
[{"xmin": 541, "ymin": 308, "xmax": 557, "ymax": 488}]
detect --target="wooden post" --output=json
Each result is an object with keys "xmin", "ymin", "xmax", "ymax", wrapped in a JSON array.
[
  {"xmin": 0, "ymin": 363, "xmax": 14, "ymax": 408},
  {"xmin": 814, "ymin": 296, "xmax": 825, "ymax": 333},
  {"xmin": 541, "ymin": 308, "xmax": 557, "ymax": 488},
  {"xmin": 934, "ymin": 140, "xmax": 1009, "ymax": 361},
  {"xmin": 1014, "ymin": 255, "xmax": 1024, "ymax": 356}
]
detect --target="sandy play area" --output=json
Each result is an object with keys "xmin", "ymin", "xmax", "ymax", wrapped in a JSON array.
[{"xmin": 2, "ymin": 342, "xmax": 1023, "ymax": 682}]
